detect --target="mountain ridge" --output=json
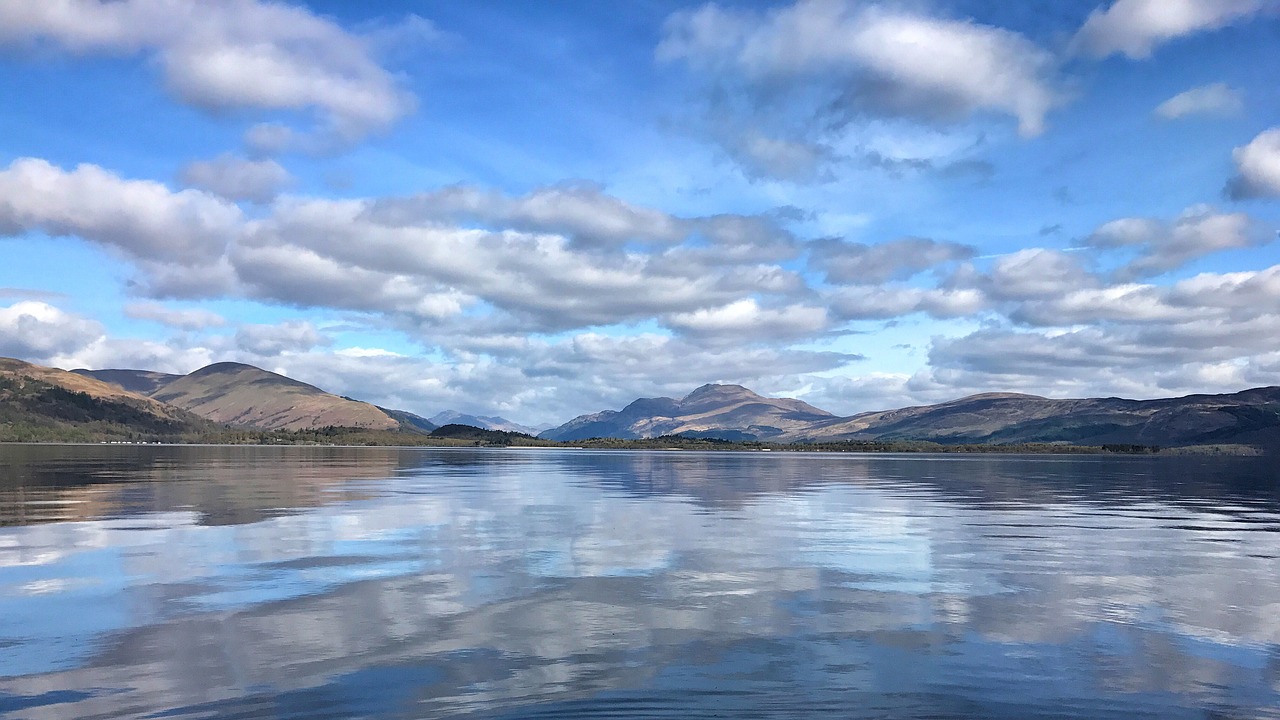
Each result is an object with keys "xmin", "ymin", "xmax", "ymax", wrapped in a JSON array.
[
  {"xmin": 0, "ymin": 358, "xmax": 212, "ymax": 440},
  {"xmin": 22, "ymin": 357, "xmax": 1280, "ymax": 450},
  {"xmin": 73, "ymin": 362, "xmax": 521, "ymax": 434},
  {"xmin": 77, "ymin": 362, "xmax": 403, "ymax": 432},
  {"xmin": 145, "ymin": 363, "xmax": 400, "ymax": 432},
  {"xmin": 542, "ymin": 382, "xmax": 1280, "ymax": 449},
  {"xmin": 797, "ymin": 388, "xmax": 1280, "ymax": 447},
  {"xmin": 540, "ymin": 383, "xmax": 834, "ymax": 442},
  {"xmin": 427, "ymin": 410, "xmax": 540, "ymax": 435}
]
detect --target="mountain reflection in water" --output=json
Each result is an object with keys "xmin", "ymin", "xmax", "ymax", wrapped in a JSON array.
[{"xmin": 0, "ymin": 445, "xmax": 1277, "ymax": 719}]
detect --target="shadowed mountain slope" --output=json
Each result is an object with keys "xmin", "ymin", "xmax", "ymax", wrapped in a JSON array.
[
  {"xmin": 73, "ymin": 368, "xmax": 182, "ymax": 395},
  {"xmin": 149, "ymin": 362, "xmax": 400, "ymax": 431},
  {"xmin": 377, "ymin": 407, "xmax": 437, "ymax": 434}
]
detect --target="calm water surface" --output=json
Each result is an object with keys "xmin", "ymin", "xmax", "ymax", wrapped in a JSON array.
[{"xmin": 0, "ymin": 445, "xmax": 1278, "ymax": 719}]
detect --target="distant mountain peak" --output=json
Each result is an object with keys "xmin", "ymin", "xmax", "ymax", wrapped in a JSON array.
[
  {"xmin": 428, "ymin": 410, "xmax": 540, "ymax": 436},
  {"xmin": 541, "ymin": 382, "xmax": 834, "ymax": 442},
  {"xmin": 151, "ymin": 361, "xmax": 396, "ymax": 431},
  {"xmin": 190, "ymin": 361, "xmax": 261, "ymax": 375},
  {"xmin": 681, "ymin": 383, "xmax": 759, "ymax": 402},
  {"xmin": 951, "ymin": 392, "xmax": 1049, "ymax": 403}
]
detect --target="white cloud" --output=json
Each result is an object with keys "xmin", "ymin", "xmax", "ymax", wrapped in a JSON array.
[
  {"xmin": 1011, "ymin": 284, "xmax": 1184, "ymax": 326},
  {"xmin": 828, "ymin": 285, "xmax": 985, "ymax": 320},
  {"xmin": 810, "ymin": 237, "xmax": 976, "ymax": 285},
  {"xmin": 930, "ymin": 316, "xmax": 1280, "ymax": 384},
  {"xmin": 367, "ymin": 183, "xmax": 690, "ymax": 250},
  {"xmin": 1168, "ymin": 265, "xmax": 1280, "ymax": 310},
  {"xmin": 6, "ymin": 154, "xmax": 1280, "ymax": 421},
  {"xmin": 1153, "ymin": 83, "xmax": 1243, "ymax": 119},
  {"xmin": 0, "ymin": 158, "xmax": 241, "ymax": 264},
  {"xmin": 124, "ymin": 302, "xmax": 226, "ymax": 331},
  {"xmin": 1001, "ymin": 264, "xmax": 1280, "ymax": 327},
  {"xmin": 0, "ymin": 301, "xmax": 104, "ymax": 363},
  {"xmin": 983, "ymin": 249, "xmax": 1098, "ymax": 300},
  {"xmin": 664, "ymin": 299, "xmax": 829, "ymax": 342},
  {"xmin": 234, "ymin": 321, "xmax": 328, "ymax": 356},
  {"xmin": 243, "ymin": 200, "xmax": 745, "ymax": 329},
  {"xmin": 1072, "ymin": 0, "xmax": 1263, "ymax": 59},
  {"xmin": 659, "ymin": 0, "xmax": 1062, "ymax": 136},
  {"xmin": 1227, "ymin": 127, "xmax": 1280, "ymax": 199},
  {"xmin": 0, "ymin": 0, "xmax": 414, "ymax": 144},
  {"xmin": 0, "ymin": 159, "xmax": 805, "ymax": 329},
  {"xmin": 1083, "ymin": 205, "xmax": 1263, "ymax": 279},
  {"xmin": 0, "ymin": 300, "xmax": 215, "ymax": 373},
  {"xmin": 178, "ymin": 155, "xmax": 291, "ymax": 204},
  {"xmin": 334, "ymin": 347, "xmax": 404, "ymax": 359}
]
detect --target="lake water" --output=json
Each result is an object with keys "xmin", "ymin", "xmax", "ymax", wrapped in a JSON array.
[{"xmin": 0, "ymin": 445, "xmax": 1278, "ymax": 719}]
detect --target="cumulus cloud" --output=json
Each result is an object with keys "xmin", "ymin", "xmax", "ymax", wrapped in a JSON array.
[
  {"xmin": 810, "ymin": 237, "xmax": 976, "ymax": 285},
  {"xmin": 369, "ymin": 184, "xmax": 800, "ymax": 260},
  {"xmin": 981, "ymin": 249, "xmax": 1099, "ymax": 300},
  {"xmin": 1082, "ymin": 205, "xmax": 1264, "ymax": 279},
  {"xmin": 124, "ymin": 302, "xmax": 226, "ymax": 330},
  {"xmin": 993, "ymin": 262, "xmax": 1280, "ymax": 328},
  {"xmin": 7, "ymin": 154, "xmax": 1279, "ymax": 420},
  {"xmin": 243, "ymin": 200, "xmax": 751, "ymax": 330},
  {"xmin": 1226, "ymin": 127, "xmax": 1280, "ymax": 199},
  {"xmin": 664, "ymin": 299, "xmax": 830, "ymax": 342},
  {"xmin": 1010, "ymin": 284, "xmax": 1185, "ymax": 326},
  {"xmin": 0, "ymin": 301, "xmax": 220, "ymax": 372},
  {"xmin": 0, "ymin": 0, "xmax": 415, "ymax": 144},
  {"xmin": 0, "ymin": 301, "xmax": 104, "ymax": 364},
  {"xmin": 178, "ymin": 155, "xmax": 292, "ymax": 204},
  {"xmin": 932, "ymin": 316, "xmax": 1280, "ymax": 382},
  {"xmin": 0, "ymin": 157, "xmax": 241, "ymax": 265},
  {"xmin": 366, "ymin": 183, "xmax": 690, "ymax": 250},
  {"xmin": 1072, "ymin": 0, "xmax": 1264, "ymax": 59},
  {"xmin": 234, "ymin": 321, "xmax": 329, "ymax": 356},
  {"xmin": 897, "ymin": 257, "xmax": 1280, "ymax": 402},
  {"xmin": 659, "ymin": 0, "xmax": 1062, "ymax": 136},
  {"xmin": 1153, "ymin": 83, "xmax": 1243, "ymax": 119},
  {"xmin": 1167, "ymin": 265, "xmax": 1280, "ymax": 310},
  {"xmin": 828, "ymin": 285, "xmax": 985, "ymax": 320},
  {"xmin": 0, "ymin": 158, "xmax": 815, "ymax": 332}
]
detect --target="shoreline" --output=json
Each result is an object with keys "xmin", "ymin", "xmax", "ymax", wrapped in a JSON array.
[{"xmin": 0, "ymin": 440, "xmax": 1265, "ymax": 456}]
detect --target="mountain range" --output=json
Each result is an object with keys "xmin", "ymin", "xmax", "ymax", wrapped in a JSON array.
[
  {"xmin": 427, "ymin": 411, "xmax": 543, "ymax": 436},
  {"xmin": 69, "ymin": 362, "xmax": 522, "ymax": 434},
  {"xmin": 539, "ymin": 383, "xmax": 1280, "ymax": 450},
  {"xmin": 540, "ymin": 383, "xmax": 835, "ymax": 441},
  {"xmin": 0, "ymin": 357, "xmax": 212, "ymax": 440},
  {"xmin": 2, "ymin": 355, "xmax": 1278, "ymax": 450}
]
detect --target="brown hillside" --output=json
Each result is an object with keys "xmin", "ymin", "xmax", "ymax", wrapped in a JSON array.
[{"xmin": 150, "ymin": 362, "xmax": 398, "ymax": 431}]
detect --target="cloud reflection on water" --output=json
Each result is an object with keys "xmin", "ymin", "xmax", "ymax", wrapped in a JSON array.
[{"xmin": 0, "ymin": 446, "xmax": 1277, "ymax": 718}]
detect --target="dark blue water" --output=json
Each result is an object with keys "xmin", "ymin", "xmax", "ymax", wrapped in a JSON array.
[{"xmin": 0, "ymin": 445, "xmax": 1278, "ymax": 719}]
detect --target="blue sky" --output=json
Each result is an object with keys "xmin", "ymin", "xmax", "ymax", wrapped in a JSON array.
[{"xmin": 1, "ymin": 0, "xmax": 1278, "ymax": 425}]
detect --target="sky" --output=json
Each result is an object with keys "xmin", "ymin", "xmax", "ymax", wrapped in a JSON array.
[{"xmin": 0, "ymin": 0, "xmax": 1278, "ymax": 426}]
